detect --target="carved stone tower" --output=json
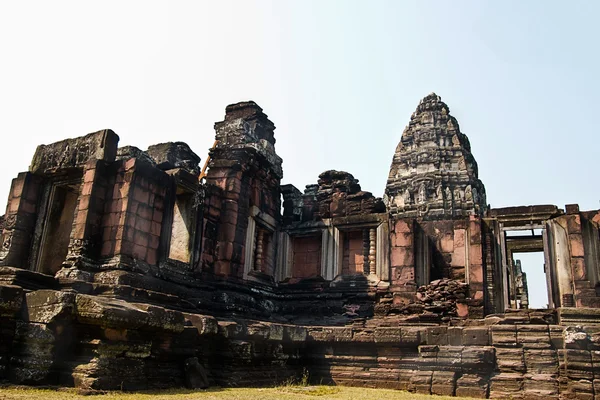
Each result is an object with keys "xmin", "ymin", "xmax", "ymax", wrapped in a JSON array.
[{"xmin": 385, "ymin": 93, "xmax": 486, "ymax": 219}]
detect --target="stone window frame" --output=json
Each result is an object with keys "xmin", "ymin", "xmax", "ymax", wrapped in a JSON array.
[
  {"xmin": 275, "ymin": 228, "xmax": 323, "ymax": 282},
  {"xmin": 243, "ymin": 205, "xmax": 277, "ymax": 279},
  {"xmin": 276, "ymin": 218, "xmax": 390, "ymax": 283},
  {"xmin": 331, "ymin": 220, "xmax": 390, "ymax": 282},
  {"xmin": 160, "ymin": 174, "xmax": 201, "ymax": 269}
]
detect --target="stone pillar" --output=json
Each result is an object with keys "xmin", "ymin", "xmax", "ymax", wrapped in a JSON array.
[
  {"xmin": 275, "ymin": 232, "xmax": 292, "ymax": 281},
  {"xmin": 243, "ymin": 216, "xmax": 256, "ymax": 278},
  {"xmin": 376, "ymin": 222, "xmax": 390, "ymax": 281},
  {"xmin": 321, "ymin": 223, "xmax": 340, "ymax": 281},
  {"xmin": 0, "ymin": 173, "xmax": 42, "ymax": 269},
  {"xmin": 369, "ymin": 228, "xmax": 376, "ymax": 275},
  {"xmin": 390, "ymin": 218, "xmax": 416, "ymax": 303},
  {"xmin": 254, "ymin": 229, "xmax": 264, "ymax": 272}
]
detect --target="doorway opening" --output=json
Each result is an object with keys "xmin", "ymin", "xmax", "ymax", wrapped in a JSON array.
[
  {"xmin": 504, "ymin": 229, "xmax": 551, "ymax": 309},
  {"xmin": 37, "ymin": 182, "xmax": 80, "ymax": 275}
]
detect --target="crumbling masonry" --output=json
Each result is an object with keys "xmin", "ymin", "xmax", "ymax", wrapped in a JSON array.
[{"xmin": 2, "ymin": 94, "xmax": 600, "ymax": 398}]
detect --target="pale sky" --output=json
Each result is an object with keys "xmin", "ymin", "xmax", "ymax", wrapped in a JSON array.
[{"xmin": 1, "ymin": 1, "xmax": 598, "ymax": 307}]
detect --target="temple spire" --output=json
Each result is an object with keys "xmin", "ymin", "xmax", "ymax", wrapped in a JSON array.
[{"xmin": 385, "ymin": 93, "xmax": 486, "ymax": 219}]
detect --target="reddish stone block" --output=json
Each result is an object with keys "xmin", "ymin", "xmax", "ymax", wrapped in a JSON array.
[
  {"xmin": 128, "ymin": 200, "xmax": 139, "ymax": 215},
  {"xmin": 226, "ymin": 177, "xmax": 241, "ymax": 194},
  {"xmin": 152, "ymin": 209, "xmax": 163, "ymax": 223},
  {"xmin": 393, "ymin": 232, "xmax": 413, "ymax": 247},
  {"xmin": 132, "ymin": 244, "xmax": 147, "ymax": 260},
  {"xmin": 146, "ymin": 248, "xmax": 157, "ymax": 265},
  {"xmin": 571, "ymin": 257, "xmax": 587, "ymax": 280},
  {"xmin": 391, "ymin": 247, "xmax": 414, "ymax": 267},
  {"xmin": 124, "ymin": 226, "xmax": 135, "ymax": 242},
  {"xmin": 395, "ymin": 219, "xmax": 412, "ymax": 233},
  {"xmin": 394, "ymin": 265, "xmax": 415, "ymax": 284},
  {"xmin": 469, "ymin": 244, "xmax": 483, "ymax": 265},
  {"xmin": 120, "ymin": 240, "xmax": 134, "ymax": 255},
  {"xmin": 135, "ymin": 218, "xmax": 151, "ymax": 232},
  {"xmin": 567, "ymin": 215, "xmax": 582, "ymax": 234},
  {"xmin": 451, "ymin": 246, "xmax": 465, "ymax": 267},
  {"xmin": 154, "ymin": 197, "xmax": 164, "ymax": 211},
  {"xmin": 115, "ymin": 226, "xmax": 125, "ymax": 241},
  {"xmin": 218, "ymin": 241, "xmax": 234, "ymax": 261},
  {"xmin": 454, "ymin": 229, "xmax": 467, "ymax": 248},
  {"xmin": 565, "ymin": 204, "xmax": 580, "ymax": 214},
  {"xmin": 106, "ymin": 212, "xmax": 122, "ymax": 227},
  {"xmin": 11, "ymin": 178, "xmax": 24, "ymax": 198},
  {"xmin": 456, "ymin": 302, "xmax": 469, "ymax": 318},
  {"xmin": 133, "ymin": 186, "xmax": 149, "ymax": 203},
  {"xmin": 8, "ymin": 198, "xmax": 19, "ymax": 213},
  {"xmin": 109, "ymin": 199, "xmax": 123, "ymax": 213},
  {"xmin": 134, "ymin": 231, "xmax": 149, "ymax": 248},
  {"xmin": 149, "ymin": 234, "xmax": 160, "ymax": 250},
  {"xmin": 124, "ymin": 158, "xmax": 136, "ymax": 170},
  {"xmin": 469, "ymin": 264, "xmax": 484, "ymax": 284},
  {"xmin": 451, "ymin": 267, "xmax": 465, "ymax": 280},
  {"xmin": 101, "ymin": 240, "xmax": 113, "ymax": 257},
  {"xmin": 440, "ymin": 233, "xmax": 454, "ymax": 253},
  {"xmin": 75, "ymin": 210, "xmax": 88, "ymax": 226},
  {"xmin": 220, "ymin": 223, "xmax": 236, "ymax": 242},
  {"xmin": 150, "ymin": 221, "xmax": 161, "ymax": 236},
  {"xmin": 82, "ymin": 182, "xmax": 93, "ymax": 196},
  {"xmin": 84, "ymin": 168, "xmax": 95, "ymax": 183},
  {"xmin": 78, "ymin": 195, "xmax": 91, "ymax": 211},
  {"xmin": 73, "ymin": 223, "xmax": 86, "ymax": 239},
  {"xmin": 137, "ymin": 205, "xmax": 153, "ymax": 221},
  {"xmin": 20, "ymin": 200, "xmax": 36, "ymax": 214},
  {"xmin": 214, "ymin": 260, "xmax": 231, "ymax": 276},
  {"xmin": 570, "ymin": 234, "xmax": 584, "ymax": 257}
]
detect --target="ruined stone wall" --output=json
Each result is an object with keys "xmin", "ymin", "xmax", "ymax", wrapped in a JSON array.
[
  {"xmin": 2, "ymin": 282, "xmax": 600, "ymax": 398},
  {"xmin": 2, "ymin": 96, "xmax": 600, "ymax": 399}
]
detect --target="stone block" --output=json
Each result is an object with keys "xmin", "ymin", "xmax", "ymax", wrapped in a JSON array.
[
  {"xmin": 431, "ymin": 370, "xmax": 456, "ymax": 396},
  {"xmin": 455, "ymin": 374, "xmax": 488, "ymax": 398},
  {"xmin": 426, "ymin": 326, "xmax": 448, "ymax": 345},
  {"xmin": 570, "ymin": 234, "xmax": 585, "ymax": 257},
  {"xmin": 30, "ymin": 130, "xmax": 119, "ymax": 174},
  {"xmin": 496, "ymin": 348, "xmax": 526, "ymax": 373},
  {"xmin": 23, "ymin": 290, "xmax": 75, "ymax": 323},
  {"xmin": 463, "ymin": 327, "xmax": 490, "ymax": 346}
]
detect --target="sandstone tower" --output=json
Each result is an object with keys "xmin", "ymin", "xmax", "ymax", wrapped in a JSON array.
[{"xmin": 385, "ymin": 93, "xmax": 486, "ymax": 219}]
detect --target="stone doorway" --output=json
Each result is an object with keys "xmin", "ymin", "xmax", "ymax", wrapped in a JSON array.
[{"xmin": 36, "ymin": 181, "xmax": 80, "ymax": 275}]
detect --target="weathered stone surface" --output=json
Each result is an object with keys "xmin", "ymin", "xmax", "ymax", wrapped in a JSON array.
[
  {"xmin": 184, "ymin": 357, "xmax": 209, "ymax": 389},
  {"xmin": 0, "ymin": 284, "xmax": 23, "ymax": 316},
  {"xmin": 30, "ymin": 129, "xmax": 119, "ymax": 174},
  {"xmin": 146, "ymin": 142, "xmax": 201, "ymax": 176},
  {"xmin": 385, "ymin": 93, "xmax": 486, "ymax": 219},
  {"xmin": 1, "ymin": 97, "xmax": 600, "ymax": 398}
]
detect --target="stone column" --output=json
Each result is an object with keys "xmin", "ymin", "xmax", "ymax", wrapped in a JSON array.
[
  {"xmin": 369, "ymin": 228, "xmax": 376, "ymax": 275},
  {"xmin": 254, "ymin": 229, "xmax": 264, "ymax": 272}
]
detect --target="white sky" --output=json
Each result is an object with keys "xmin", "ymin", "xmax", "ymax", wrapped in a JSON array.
[{"xmin": 1, "ymin": 1, "xmax": 598, "ymax": 301}]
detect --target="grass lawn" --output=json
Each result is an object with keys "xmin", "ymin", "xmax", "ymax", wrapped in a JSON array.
[{"xmin": 0, "ymin": 386, "xmax": 468, "ymax": 399}]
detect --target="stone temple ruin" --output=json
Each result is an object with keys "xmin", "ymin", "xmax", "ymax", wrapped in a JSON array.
[{"xmin": 1, "ymin": 93, "xmax": 600, "ymax": 398}]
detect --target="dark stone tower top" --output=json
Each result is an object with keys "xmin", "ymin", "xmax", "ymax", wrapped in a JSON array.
[
  {"xmin": 212, "ymin": 101, "xmax": 281, "ymax": 178},
  {"xmin": 385, "ymin": 93, "xmax": 486, "ymax": 219}
]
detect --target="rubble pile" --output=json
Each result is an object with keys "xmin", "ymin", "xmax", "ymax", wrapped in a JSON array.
[
  {"xmin": 375, "ymin": 278, "xmax": 470, "ymax": 321},
  {"xmin": 415, "ymin": 278, "xmax": 469, "ymax": 317}
]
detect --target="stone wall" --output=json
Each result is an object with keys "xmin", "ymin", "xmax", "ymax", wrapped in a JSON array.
[
  {"xmin": 2, "ymin": 277, "xmax": 600, "ymax": 398},
  {"xmin": 1, "ymin": 95, "xmax": 600, "ymax": 399}
]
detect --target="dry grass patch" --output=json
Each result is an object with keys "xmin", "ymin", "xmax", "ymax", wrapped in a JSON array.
[{"xmin": 0, "ymin": 386, "xmax": 467, "ymax": 400}]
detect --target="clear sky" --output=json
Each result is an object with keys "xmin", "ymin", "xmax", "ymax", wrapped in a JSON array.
[{"xmin": 0, "ymin": 1, "xmax": 598, "ymax": 306}]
